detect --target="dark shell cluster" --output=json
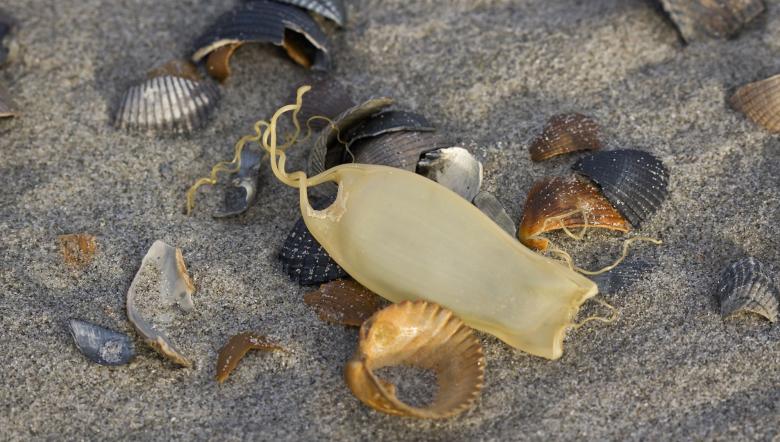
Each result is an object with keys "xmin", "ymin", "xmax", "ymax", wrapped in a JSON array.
[{"xmin": 716, "ymin": 257, "xmax": 780, "ymax": 322}]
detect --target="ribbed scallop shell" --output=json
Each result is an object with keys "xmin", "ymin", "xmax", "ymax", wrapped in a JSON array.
[
  {"xmin": 730, "ymin": 74, "xmax": 780, "ymax": 133},
  {"xmin": 246, "ymin": 0, "xmax": 347, "ymax": 26},
  {"xmin": 349, "ymin": 130, "xmax": 451, "ymax": 172},
  {"xmin": 345, "ymin": 301, "xmax": 485, "ymax": 419},
  {"xmin": 572, "ymin": 149, "xmax": 669, "ymax": 228},
  {"xmin": 472, "ymin": 191, "xmax": 515, "ymax": 236},
  {"xmin": 69, "ymin": 319, "xmax": 135, "ymax": 366},
  {"xmin": 716, "ymin": 257, "xmax": 779, "ymax": 322},
  {"xmin": 279, "ymin": 217, "xmax": 347, "ymax": 285},
  {"xmin": 529, "ymin": 113, "xmax": 602, "ymax": 162},
  {"xmin": 660, "ymin": 0, "xmax": 764, "ymax": 42},
  {"xmin": 114, "ymin": 75, "xmax": 220, "ymax": 134}
]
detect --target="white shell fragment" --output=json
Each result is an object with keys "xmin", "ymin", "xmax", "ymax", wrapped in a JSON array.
[
  {"xmin": 69, "ymin": 319, "xmax": 135, "ymax": 366},
  {"xmin": 416, "ymin": 147, "xmax": 483, "ymax": 201}
]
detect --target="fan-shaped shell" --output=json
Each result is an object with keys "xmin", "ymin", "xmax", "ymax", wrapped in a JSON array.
[
  {"xmin": 572, "ymin": 149, "xmax": 669, "ymax": 228},
  {"xmin": 279, "ymin": 217, "xmax": 347, "ymax": 285},
  {"xmin": 716, "ymin": 257, "xmax": 779, "ymax": 322},
  {"xmin": 289, "ymin": 77, "xmax": 355, "ymax": 131},
  {"xmin": 590, "ymin": 257, "xmax": 656, "ymax": 295},
  {"xmin": 472, "ymin": 191, "xmax": 515, "ymax": 236},
  {"xmin": 343, "ymin": 110, "xmax": 435, "ymax": 148},
  {"xmin": 0, "ymin": 83, "xmax": 16, "ymax": 118},
  {"xmin": 518, "ymin": 175, "xmax": 630, "ymax": 250},
  {"xmin": 114, "ymin": 75, "xmax": 220, "ymax": 134},
  {"xmin": 345, "ymin": 301, "xmax": 485, "ymax": 419},
  {"xmin": 304, "ymin": 279, "xmax": 384, "ymax": 326},
  {"xmin": 417, "ymin": 147, "xmax": 483, "ymax": 202},
  {"xmin": 529, "ymin": 113, "xmax": 602, "ymax": 162},
  {"xmin": 349, "ymin": 130, "xmax": 450, "ymax": 172},
  {"xmin": 730, "ymin": 73, "xmax": 780, "ymax": 133},
  {"xmin": 215, "ymin": 332, "xmax": 284, "ymax": 383},
  {"xmin": 246, "ymin": 0, "xmax": 346, "ymax": 26},
  {"xmin": 69, "ymin": 319, "xmax": 135, "ymax": 366},
  {"xmin": 660, "ymin": 0, "xmax": 764, "ymax": 42}
]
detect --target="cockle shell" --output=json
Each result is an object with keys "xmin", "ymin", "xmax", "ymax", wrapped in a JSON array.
[
  {"xmin": 716, "ymin": 257, "xmax": 779, "ymax": 322},
  {"xmin": 730, "ymin": 74, "xmax": 780, "ymax": 133},
  {"xmin": 69, "ymin": 319, "xmax": 135, "ymax": 366},
  {"xmin": 247, "ymin": 0, "xmax": 347, "ymax": 26},
  {"xmin": 350, "ymin": 130, "xmax": 451, "ymax": 172},
  {"xmin": 659, "ymin": 0, "xmax": 764, "ymax": 42},
  {"xmin": 590, "ymin": 257, "xmax": 656, "ymax": 295},
  {"xmin": 215, "ymin": 332, "xmax": 284, "ymax": 383},
  {"xmin": 304, "ymin": 279, "xmax": 384, "ymax": 326},
  {"xmin": 529, "ymin": 113, "xmax": 602, "ymax": 162},
  {"xmin": 288, "ymin": 77, "xmax": 355, "ymax": 131},
  {"xmin": 343, "ymin": 110, "xmax": 435, "ymax": 148}
]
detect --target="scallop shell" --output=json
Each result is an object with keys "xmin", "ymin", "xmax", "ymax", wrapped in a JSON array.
[
  {"xmin": 58, "ymin": 233, "xmax": 97, "ymax": 269},
  {"xmin": 417, "ymin": 147, "xmax": 483, "ymax": 202},
  {"xmin": 0, "ymin": 83, "xmax": 17, "ymax": 118},
  {"xmin": 660, "ymin": 0, "xmax": 764, "ymax": 42},
  {"xmin": 215, "ymin": 332, "xmax": 284, "ymax": 383},
  {"xmin": 304, "ymin": 279, "xmax": 384, "ymax": 326},
  {"xmin": 192, "ymin": 0, "xmax": 330, "ymax": 80},
  {"xmin": 518, "ymin": 175, "xmax": 630, "ymax": 251},
  {"xmin": 278, "ymin": 217, "xmax": 347, "ymax": 285},
  {"xmin": 126, "ymin": 241, "xmax": 196, "ymax": 367},
  {"xmin": 69, "ymin": 319, "xmax": 135, "ymax": 366},
  {"xmin": 114, "ymin": 75, "xmax": 220, "ymax": 134},
  {"xmin": 472, "ymin": 191, "xmax": 515, "ymax": 236},
  {"xmin": 247, "ymin": 0, "xmax": 347, "ymax": 26},
  {"xmin": 350, "ymin": 130, "xmax": 451, "ymax": 172},
  {"xmin": 290, "ymin": 77, "xmax": 355, "ymax": 131},
  {"xmin": 343, "ymin": 110, "xmax": 435, "ymax": 148},
  {"xmin": 345, "ymin": 301, "xmax": 485, "ymax": 419},
  {"xmin": 529, "ymin": 113, "xmax": 602, "ymax": 162},
  {"xmin": 213, "ymin": 146, "xmax": 263, "ymax": 218},
  {"xmin": 730, "ymin": 74, "xmax": 780, "ymax": 133},
  {"xmin": 572, "ymin": 149, "xmax": 669, "ymax": 228},
  {"xmin": 716, "ymin": 257, "xmax": 779, "ymax": 322}
]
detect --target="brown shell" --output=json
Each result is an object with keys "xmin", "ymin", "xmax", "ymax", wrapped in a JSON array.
[
  {"xmin": 518, "ymin": 176, "xmax": 630, "ymax": 250},
  {"xmin": 730, "ymin": 74, "xmax": 780, "ymax": 133},
  {"xmin": 147, "ymin": 59, "xmax": 202, "ymax": 82},
  {"xmin": 344, "ymin": 301, "xmax": 485, "ymax": 419},
  {"xmin": 58, "ymin": 234, "xmax": 97, "ymax": 269},
  {"xmin": 215, "ymin": 332, "xmax": 284, "ymax": 383},
  {"xmin": 529, "ymin": 113, "xmax": 602, "ymax": 161},
  {"xmin": 304, "ymin": 279, "xmax": 385, "ymax": 326},
  {"xmin": 660, "ymin": 0, "xmax": 764, "ymax": 42}
]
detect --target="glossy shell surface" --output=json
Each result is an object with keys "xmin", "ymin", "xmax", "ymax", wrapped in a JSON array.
[
  {"xmin": 416, "ymin": 147, "xmax": 483, "ymax": 202},
  {"xmin": 529, "ymin": 113, "xmax": 602, "ymax": 162}
]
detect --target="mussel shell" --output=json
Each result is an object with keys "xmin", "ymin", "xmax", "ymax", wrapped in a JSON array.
[
  {"xmin": 245, "ymin": 0, "xmax": 347, "ymax": 26},
  {"xmin": 279, "ymin": 217, "xmax": 347, "ymax": 285},
  {"xmin": 192, "ymin": 0, "xmax": 330, "ymax": 71},
  {"xmin": 69, "ymin": 319, "xmax": 135, "ymax": 366},
  {"xmin": 716, "ymin": 257, "xmax": 779, "ymax": 322},
  {"xmin": 343, "ymin": 110, "xmax": 435, "ymax": 148},
  {"xmin": 114, "ymin": 75, "xmax": 221, "ymax": 134},
  {"xmin": 472, "ymin": 191, "xmax": 515, "ymax": 236},
  {"xmin": 213, "ymin": 147, "xmax": 263, "ymax": 218},
  {"xmin": 290, "ymin": 77, "xmax": 355, "ymax": 131},
  {"xmin": 0, "ymin": 83, "xmax": 17, "ymax": 118},
  {"xmin": 529, "ymin": 113, "xmax": 602, "ymax": 162},
  {"xmin": 572, "ymin": 149, "xmax": 669, "ymax": 228},
  {"xmin": 730, "ymin": 74, "xmax": 780, "ymax": 133},
  {"xmin": 416, "ymin": 147, "xmax": 483, "ymax": 202},
  {"xmin": 350, "ymin": 130, "xmax": 451, "ymax": 172},
  {"xmin": 660, "ymin": 0, "xmax": 764, "ymax": 42}
]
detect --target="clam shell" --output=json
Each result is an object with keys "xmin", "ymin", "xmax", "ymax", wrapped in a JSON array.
[
  {"xmin": 247, "ymin": 0, "xmax": 347, "ymax": 26},
  {"xmin": 572, "ymin": 149, "xmax": 669, "ymax": 228},
  {"xmin": 716, "ymin": 257, "xmax": 779, "ymax": 322},
  {"xmin": 58, "ymin": 233, "xmax": 97, "ymax": 269},
  {"xmin": 417, "ymin": 147, "xmax": 483, "ymax": 202},
  {"xmin": 343, "ymin": 110, "xmax": 435, "ymax": 148},
  {"xmin": 529, "ymin": 113, "xmax": 602, "ymax": 162},
  {"xmin": 213, "ymin": 146, "xmax": 263, "ymax": 218},
  {"xmin": 126, "ymin": 241, "xmax": 196, "ymax": 367},
  {"xmin": 69, "ymin": 319, "xmax": 135, "ymax": 366},
  {"xmin": 215, "ymin": 332, "xmax": 284, "ymax": 383},
  {"xmin": 730, "ymin": 74, "xmax": 780, "ymax": 133},
  {"xmin": 345, "ymin": 301, "xmax": 485, "ymax": 419},
  {"xmin": 114, "ymin": 75, "xmax": 220, "ymax": 134},
  {"xmin": 660, "ymin": 0, "xmax": 764, "ymax": 42},
  {"xmin": 518, "ymin": 175, "xmax": 630, "ymax": 250},
  {"xmin": 350, "ymin": 130, "xmax": 451, "ymax": 171},
  {"xmin": 0, "ymin": 83, "xmax": 17, "ymax": 118},
  {"xmin": 472, "ymin": 191, "xmax": 515, "ymax": 236},
  {"xmin": 290, "ymin": 77, "xmax": 355, "ymax": 131},
  {"xmin": 278, "ymin": 217, "xmax": 347, "ymax": 285},
  {"xmin": 304, "ymin": 279, "xmax": 384, "ymax": 326},
  {"xmin": 192, "ymin": 0, "xmax": 330, "ymax": 77}
]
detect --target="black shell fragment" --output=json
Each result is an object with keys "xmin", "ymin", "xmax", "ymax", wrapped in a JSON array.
[
  {"xmin": 572, "ymin": 149, "xmax": 669, "ymax": 228},
  {"xmin": 472, "ymin": 191, "xmax": 515, "ymax": 236},
  {"xmin": 342, "ymin": 110, "xmax": 435, "ymax": 148},
  {"xmin": 192, "ymin": 0, "xmax": 330, "ymax": 71},
  {"xmin": 716, "ymin": 257, "xmax": 779, "ymax": 322},
  {"xmin": 279, "ymin": 217, "xmax": 347, "ymax": 285},
  {"xmin": 214, "ymin": 147, "xmax": 263, "ymax": 218},
  {"xmin": 290, "ymin": 77, "xmax": 355, "ymax": 131},
  {"xmin": 351, "ymin": 130, "xmax": 452, "ymax": 171},
  {"xmin": 590, "ymin": 257, "xmax": 656, "ymax": 295},
  {"xmin": 69, "ymin": 319, "xmax": 135, "ymax": 366},
  {"xmin": 246, "ymin": 0, "xmax": 347, "ymax": 26},
  {"xmin": 114, "ymin": 75, "xmax": 220, "ymax": 134},
  {"xmin": 659, "ymin": 0, "xmax": 764, "ymax": 42}
]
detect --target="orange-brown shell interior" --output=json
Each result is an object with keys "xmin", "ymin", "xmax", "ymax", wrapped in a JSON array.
[
  {"xmin": 529, "ymin": 113, "xmax": 602, "ymax": 161},
  {"xmin": 215, "ymin": 332, "xmax": 284, "ymax": 383},
  {"xmin": 304, "ymin": 279, "xmax": 385, "ymax": 327}
]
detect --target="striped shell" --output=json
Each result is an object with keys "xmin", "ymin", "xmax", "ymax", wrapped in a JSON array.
[
  {"xmin": 246, "ymin": 0, "xmax": 347, "ymax": 26},
  {"xmin": 590, "ymin": 257, "xmax": 656, "ymax": 295},
  {"xmin": 343, "ymin": 110, "xmax": 435, "ymax": 148},
  {"xmin": 529, "ymin": 113, "xmax": 602, "ymax": 162},
  {"xmin": 350, "ymin": 130, "xmax": 450, "ymax": 172},
  {"xmin": 730, "ymin": 74, "xmax": 780, "ymax": 133},
  {"xmin": 716, "ymin": 257, "xmax": 779, "ymax": 322},
  {"xmin": 659, "ymin": 0, "xmax": 764, "ymax": 42}
]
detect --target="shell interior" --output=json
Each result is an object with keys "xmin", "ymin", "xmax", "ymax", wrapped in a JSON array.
[
  {"xmin": 215, "ymin": 332, "xmax": 284, "ymax": 383},
  {"xmin": 58, "ymin": 233, "xmax": 98, "ymax": 269},
  {"xmin": 730, "ymin": 73, "xmax": 780, "ymax": 133},
  {"xmin": 416, "ymin": 147, "xmax": 483, "ymax": 202},
  {"xmin": 304, "ymin": 279, "xmax": 385, "ymax": 326},
  {"xmin": 660, "ymin": 0, "xmax": 765, "ymax": 42},
  {"xmin": 472, "ymin": 191, "xmax": 515, "ymax": 236},
  {"xmin": 529, "ymin": 113, "xmax": 602, "ymax": 162},
  {"xmin": 716, "ymin": 257, "xmax": 779, "ymax": 322},
  {"xmin": 69, "ymin": 319, "xmax": 135, "ymax": 366},
  {"xmin": 278, "ymin": 216, "xmax": 348, "ymax": 285}
]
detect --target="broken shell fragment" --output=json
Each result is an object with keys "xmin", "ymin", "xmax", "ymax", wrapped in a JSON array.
[
  {"xmin": 343, "ymin": 110, "xmax": 435, "ymax": 148},
  {"xmin": 114, "ymin": 75, "xmax": 220, "ymax": 134},
  {"xmin": 213, "ymin": 146, "xmax": 263, "ymax": 218},
  {"xmin": 69, "ymin": 319, "xmax": 135, "ymax": 366},
  {"xmin": 58, "ymin": 233, "xmax": 98, "ymax": 269},
  {"xmin": 716, "ymin": 257, "xmax": 779, "ymax": 322},
  {"xmin": 304, "ymin": 279, "xmax": 384, "ymax": 326},
  {"xmin": 147, "ymin": 59, "xmax": 202, "ymax": 82},
  {"xmin": 278, "ymin": 217, "xmax": 347, "ymax": 285},
  {"xmin": 247, "ymin": 0, "xmax": 347, "ymax": 26},
  {"xmin": 472, "ymin": 191, "xmax": 515, "ymax": 236},
  {"xmin": 0, "ymin": 84, "xmax": 16, "ymax": 118},
  {"xmin": 126, "ymin": 240, "xmax": 196, "ymax": 367},
  {"xmin": 529, "ymin": 113, "xmax": 602, "ymax": 162},
  {"xmin": 345, "ymin": 301, "xmax": 484, "ymax": 418},
  {"xmin": 215, "ymin": 332, "xmax": 284, "ymax": 383},
  {"xmin": 590, "ymin": 256, "xmax": 656, "ymax": 295},
  {"xmin": 287, "ymin": 77, "xmax": 354, "ymax": 131},
  {"xmin": 572, "ymin": 149, "xmax": 669, "ymax": 228},
  {"xmin": 0, "ymin": 10, "xmax": 18, "ymax": 67},
  {"xmin": 192, "ymin": 0, "xmax": 330, "ymax": 81},
  {"xmin": 730, "ymin": 74, "xmax": 780, "ymax": 133},
  {"xmin": 417, "ymin": 147, "xmax": 483, "ymax": 202},
  {"xmin": 518, "ymin": 176, "xmax": 630, "ymax": 250},
  {"xmin": 659, "ymin": 0, "xmax": 764, "ymax": 42}
]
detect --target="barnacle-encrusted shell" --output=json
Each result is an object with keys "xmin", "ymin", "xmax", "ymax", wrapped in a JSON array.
[
  {"xmin": 304, "ymin": 279, "xmax": 384, "ymax": 326},
  {"xmin": 288, "ymin": 77, "xmax": 354, "ymax": 131},
  {"xmin": 716, "ymin": 257, "xmax": 779, "ymax": 322},
  {"xmin": 417, "ymin": 147, "xmax": 483, "ymax": 202},
  {"xmin": 69, "ymin": 319, "xmax": 135, "ymax": 366},
  {"xmin": 126, "ymin": 240, "xmax": 196, "ymax": 367},
  {"xmin": 0, "ymin": 83, "xmax": 16, "ymax": 118},
  {"xmin": 192, "ymin": 0, "xmax": 330, "ymax": 78},
  {"xmin": 279, "ymin": 217, "xmax": 347, "ymax": 285},
  {"xmin": 343, "ymin": 110, "xmax": 435, "ymax": 148},
  {"xmin": 730, "ymin": 74, "xmax": 780, "ymax": 133},
  {"xmin": 213, "ymin": 146, "xmax": 263, "ymax": 218},
  {"xmin": 345, "ymin": 301, "xmax": 485, "ymax": 419},
  {"xmin": 529, "ymin": 113, "xmax": 602, "ymax": 162},
  {"xmin": 660, "ymin": 0, "xmax": 764, "ymax": 42},
  {"xmin": 247, "ymin": 0, "xmax": 347, "ymax": 26},
  {"xmin": 215, "ymin": 332, "xmax": 284, "ymax": 383},
  {"xmin": 518, "ymin": 175, "xmax": 630, "ymax": 250},
  {"xmin": 114, "ymin": 75, "xmax": 220, "ymax": 134},
  {"xmin": 572, "ymin": 149, "xmax": 669, "ymax": 228},
  {"xmin": 472, "ymin": 191, "xmax": 515, "ymax": 236},
  {"xmin": 58, "ymin": 233, "xmax": 97, "ymax": 269}
]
